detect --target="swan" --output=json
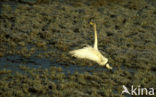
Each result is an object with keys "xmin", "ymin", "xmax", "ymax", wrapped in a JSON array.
[{"xmin": 69, "ymin": 22, "xmax": 112, "ymax": 69}]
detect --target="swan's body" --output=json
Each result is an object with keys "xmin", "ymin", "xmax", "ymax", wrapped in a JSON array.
[{"xmin": 69, "ymin": 22, "xmax": 112, "ymax": 69}]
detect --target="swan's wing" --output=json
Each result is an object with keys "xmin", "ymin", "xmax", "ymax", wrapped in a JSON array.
[{"xmin": 69, "ymin": 46, "xmax": 100, "ymax": 61}]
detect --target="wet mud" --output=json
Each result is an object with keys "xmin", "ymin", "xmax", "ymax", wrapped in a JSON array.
[{"xmin": 0, "ymin": 0, "xmax": 156, "ymax": 97}]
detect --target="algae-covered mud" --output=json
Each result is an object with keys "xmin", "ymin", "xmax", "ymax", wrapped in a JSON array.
[{"xmin": 0, "ymin": 0, "xmax": 156, "ymax": 97}]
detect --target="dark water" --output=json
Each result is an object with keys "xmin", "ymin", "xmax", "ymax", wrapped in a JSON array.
[{"xmin": 0, "ymin": 55, "xmax": 108, "ymax": 74}]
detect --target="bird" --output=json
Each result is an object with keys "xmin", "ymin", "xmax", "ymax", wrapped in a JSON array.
[{"xmin": 69, "ymin": 22, "xmax": 112, "ymax": 69}]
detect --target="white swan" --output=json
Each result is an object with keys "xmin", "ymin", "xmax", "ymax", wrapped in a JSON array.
[{"xmin": 69, "ymin": 22, "xmax": 112, "ymax": 69}]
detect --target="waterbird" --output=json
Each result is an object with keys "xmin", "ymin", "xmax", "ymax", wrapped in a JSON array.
[{"xmin": 69, "ymin": 22, "xmax": 112, "ymax": 69}]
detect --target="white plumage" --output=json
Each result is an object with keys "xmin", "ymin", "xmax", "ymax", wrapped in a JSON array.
[{"xmin": 69, "ymin": 22, "xmax": 112, "ymax": 69}]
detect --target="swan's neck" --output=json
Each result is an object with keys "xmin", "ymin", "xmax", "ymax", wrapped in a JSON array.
[{"xmin": 93, "ymin": 24, "xmax": 98, "ymax": 50}]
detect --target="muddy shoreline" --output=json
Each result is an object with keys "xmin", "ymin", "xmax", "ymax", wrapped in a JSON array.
[{"xmin": 0, "ymin": 0, "xmax": 156, "ymax": 97}]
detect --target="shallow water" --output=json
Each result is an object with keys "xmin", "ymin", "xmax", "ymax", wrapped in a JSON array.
[{"xmin": 0, "ymin": 55, "xmax": 108, "ymax": 74}]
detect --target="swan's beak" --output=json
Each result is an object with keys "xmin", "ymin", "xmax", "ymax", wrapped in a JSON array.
[
  {"xmin": 106, "ymin": 63, "xmax": 112, "ymax": 70},
  {"xmin": 90, "ymin": 22, "xmax": 94, "ymax": 25}
]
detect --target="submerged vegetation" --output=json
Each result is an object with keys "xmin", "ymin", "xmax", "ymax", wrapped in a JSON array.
[{"xmin": 0, "ymin": 0, "xmax": 156, "ymax": 97}]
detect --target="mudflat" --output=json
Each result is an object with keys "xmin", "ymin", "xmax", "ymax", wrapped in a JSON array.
[{"xmin": 0, "ymin": 0, "xmax": 156, "ymax": 97}]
